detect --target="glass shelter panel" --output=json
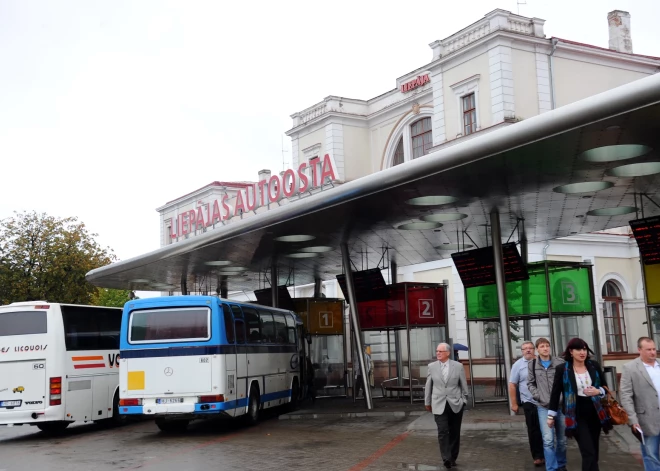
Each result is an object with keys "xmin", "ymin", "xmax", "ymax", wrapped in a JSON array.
[{"xmin": 552, "ymin": 315, "xmax": 596, "ymax": 355}]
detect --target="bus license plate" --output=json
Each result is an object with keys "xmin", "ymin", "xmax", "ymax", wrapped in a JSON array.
[
  {"xmin": 156, "ymin": 398, "xmax": 183, "ymax": 404},
  {"xmin": 0, "ymin": 400, "xmax": 22, "ymax": 407}
]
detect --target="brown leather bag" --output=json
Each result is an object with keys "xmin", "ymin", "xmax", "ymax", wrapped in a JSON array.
[{"xmin": 601, "ymin": 386, "xmax": 629, "ymax": 425}]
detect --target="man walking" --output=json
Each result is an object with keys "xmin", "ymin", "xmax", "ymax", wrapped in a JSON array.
[
  {"xmin": 509, "ymin": 340, "xmax": 545, "ymax": 467},
  {"xmin": 620, "ymin": 337, "xmax": 660, "ymax": 470},
  {"xmin": 354, "ymin": 345, "xmax": 372, "ymax": 399},
  {"xmin": 527, "ymin": 338, "xmax": 567, "ymax": 471},
  {"xmin": 425, "ymin": 342, "xmax": 469, "ymax": 469}
]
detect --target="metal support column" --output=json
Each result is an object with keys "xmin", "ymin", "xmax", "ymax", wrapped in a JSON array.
[
  {"xmin": 639, "ymin": 259, "xmax": 654, "ymax": 337},
  {"xmin": 220, "ymin": 277, "xmax": 228, "ymax": 299},
  {"xmin": 341, "ymin": 243, "xmax": 373, "ymax": 410},
  {"xmin": 313, "ymin": 277, "xmax": 322, "ymax": 298},
  {"xmin": 271, "ymin": 259, "xmax": 278, "ymax": 308},
  {"xmin": 391, "ymin": 260, "xmax": 403, "ymax": 387},
  {"xmin": 405, "ymin": 286, "xmax": 413, "ymax": 404},
  {"xmin": 490, "ymin": 209, "xmax": 515, "ymax": 416}
]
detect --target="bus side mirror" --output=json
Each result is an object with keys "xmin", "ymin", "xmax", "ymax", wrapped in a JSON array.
[{"xmin": 306, "ymin": 333, "xmax": 312, "ymax": 345}]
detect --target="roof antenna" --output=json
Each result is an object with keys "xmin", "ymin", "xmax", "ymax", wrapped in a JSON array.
[{"xmin": 517, "ymin": 0, "xmax": 527, "ymax": 14}]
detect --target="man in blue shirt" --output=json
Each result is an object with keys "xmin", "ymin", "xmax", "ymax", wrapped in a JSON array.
[{"xmin": 509, "ymin": 340, "xmax": 545, "ymax": 467}]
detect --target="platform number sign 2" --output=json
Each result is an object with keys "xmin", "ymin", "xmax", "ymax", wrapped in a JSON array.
[
  {"xmin": 418, "ymin": 299, "xmax": 434, "ymax": 318},
  {"xmin": 319, "ymin": 311, "xmax": 333, "ymax": 328},
  {"xmin": 561, "ymin": 281, "xmax": 579, "ymax": 305}
]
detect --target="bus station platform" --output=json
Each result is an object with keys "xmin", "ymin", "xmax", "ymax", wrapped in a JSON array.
[{"xmin": 280, "ymin": 397, "xmax": 528, "ymax": 431}]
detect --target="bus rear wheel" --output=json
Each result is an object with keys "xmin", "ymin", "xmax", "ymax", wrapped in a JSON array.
[
  {"xmin": 155, "ymin": 419, "xmax": 189, "ymax": 433},
  {"xmin": 37, "ymin": 421, "xmax": 70, "ymax": 434},
  {"xmin": 245, "ymin": 385, "xmax": 260, "ymax": 425}
]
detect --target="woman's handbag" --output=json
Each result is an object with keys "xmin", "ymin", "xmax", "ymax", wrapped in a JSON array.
[{"xmin": 601, "ymin": 386, "xmax": 629, "ymax": 425}]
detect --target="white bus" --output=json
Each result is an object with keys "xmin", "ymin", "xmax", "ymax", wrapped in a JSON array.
[
  {"xmin": 118, "ymin": 295, "xmax": 303, "ymax": 432},
  {"xmin": 0, "ymin": 301, "xmax": 123, "ymax": 433}
]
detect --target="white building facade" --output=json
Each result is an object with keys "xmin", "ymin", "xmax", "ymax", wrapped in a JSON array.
[{"xmin": 284, "ymin": 9, "xmax": 660, "ymax": 370}]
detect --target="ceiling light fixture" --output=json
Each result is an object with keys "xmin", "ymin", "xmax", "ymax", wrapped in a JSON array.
[
  {"xmin": 586, "ymin": 206, "xmax": 638, "ymax": 216},
  {"xmin": 552, "ymin": 181, "xmax": 614, "ymax": 194},
  {"xmin": 405, "ymin": 196, "xmax": 458, "ymax": 206},
  {"xmin": 434, "ymin": 244, "xmax": 474, "ymax": 250},
  {"xmin": 129, "ymin": 278, "xmax": 150, "ymax": 283},
  {"xmin": 205, "ymin": 260, "xmax": 232, "ymax": 266},
  {"xmin": 580, "ymin": 144, "xmax": 652, "ymax": 162},
  {"xmin": 300, "ymin": 246, "xmax": 334, "ymax": 253},
  {"xmin": 286, "ymin": 252, "xmax": 318, "ymax": 258},
  {"xmin": 606, "ymin": 162, "xmax": 660, "ymax": 177},
  {"xmin": 395, "ymin": 221, "xmax": 442, "ymax": 230},
  {"xmin": 274, "ymin": 235, "xmax": 316, "ymax": 242},
  {"xmin": 420, "ymin": 213, "xmax": 468, "ymax": 222}
]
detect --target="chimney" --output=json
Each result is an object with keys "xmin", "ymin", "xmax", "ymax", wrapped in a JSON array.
[
  {"xmin": 258, "ymin": 169, "xmax": 271, "ymax": 182},
  {"xmin": 607, "ymin": 10, "xmax": 632, "ymax": 54}
]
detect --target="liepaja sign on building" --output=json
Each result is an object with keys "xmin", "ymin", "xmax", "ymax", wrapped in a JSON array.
[{"xmin": 168, "ymin": 154, "xmax": 338, "ymax": 239}]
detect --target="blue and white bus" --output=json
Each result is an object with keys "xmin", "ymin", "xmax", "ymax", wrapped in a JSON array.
[{"xmin": 117, "ymin": 296, "xmax": 303, "ymax": 432}]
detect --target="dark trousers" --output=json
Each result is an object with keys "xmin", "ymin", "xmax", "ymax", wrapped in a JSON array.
[
  {"xmin": 574, "ymin": 396, "xmax": 602, "ymax": 471},
  {"xmin": 434, "ymin": 405, "xmax": 464, "ymax": 464},
  {"xmin": 522, "ymin": 402, "xmax": 544, "ymax": 460},
  {"xmin": 355, "ymin": 375, "xmax": 365, "ymax": 397}
]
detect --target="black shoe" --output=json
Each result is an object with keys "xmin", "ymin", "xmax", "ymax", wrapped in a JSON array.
[
  {"xmin": 451, "ymin": 461, "xmax": 457, "ymax": 467},
  {"xmin": 443, "ymin": 460, "xmax": 452, "ymax": 469}
]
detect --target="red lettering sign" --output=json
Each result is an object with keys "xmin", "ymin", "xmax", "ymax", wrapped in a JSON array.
[{"xmin": 401, "ymin": 74, "xmax": 430, "ymax": 93}]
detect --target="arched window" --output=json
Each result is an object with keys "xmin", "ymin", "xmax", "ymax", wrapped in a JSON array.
[
  {"xmin": 411, "ymin": 117, "xmax": 432, "ymax": 159},
  {"xmin": 392, "ymin": 138, "xmax": 404, "ymax": 166},
  {"xmin": 602, "ymin": 281, "xmax": 627, "ymax": 353}
]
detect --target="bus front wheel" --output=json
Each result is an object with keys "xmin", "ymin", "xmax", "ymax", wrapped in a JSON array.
[
  {"xmin": 155, "ymin": 419, "xmax": 189, "ymax": 433},
  {"xmin": 37, "ymin": 421, "xmax": 70, "ymax": 434},
  {"xmin": 246, "ymin": 385, "xmax": 260, "ymax": 425}
]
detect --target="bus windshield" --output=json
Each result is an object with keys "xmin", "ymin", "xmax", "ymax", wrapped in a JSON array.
[
  {"xmin": 0, "ymin": 311, "xmax": 47, "ymax": 337},
  {"xmin": 129, "ymin": 307, "xmax": 210, "ymax": 343}
]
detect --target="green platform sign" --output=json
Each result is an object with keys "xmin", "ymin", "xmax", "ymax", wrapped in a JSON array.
[{"xmin": 466, "ymin": 263, "xmax": 593, "ymax": 320}]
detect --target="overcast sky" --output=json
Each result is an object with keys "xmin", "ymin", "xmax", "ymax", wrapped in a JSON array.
[{"xmin": 1, "ymin": 0, "xmax": 658, "ymax": 266}]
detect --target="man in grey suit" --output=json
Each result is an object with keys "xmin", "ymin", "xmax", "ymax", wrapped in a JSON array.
[
  {"xmin": 425, "ymin": 342, "xmax": 469, "ymax": 469},
  {"xmin": 620, "ymin": 336, "xmax": 660, "ymax": 470}
]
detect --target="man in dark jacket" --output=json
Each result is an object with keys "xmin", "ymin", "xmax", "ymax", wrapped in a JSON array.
[{"xmin": 528, "ymin": 338, "xmax": 567, "ymax": 471}]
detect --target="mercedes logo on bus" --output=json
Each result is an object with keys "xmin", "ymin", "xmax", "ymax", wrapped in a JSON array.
[{"xmin": 164, "ymin": 367, "xmax": 173, "ymax": 376}]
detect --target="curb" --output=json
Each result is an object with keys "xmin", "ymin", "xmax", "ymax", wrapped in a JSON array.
[{"xmin": 279, "ymin": 410, "xmax": 426, "ymax": 420}]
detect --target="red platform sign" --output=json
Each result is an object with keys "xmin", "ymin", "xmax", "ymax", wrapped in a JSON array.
[{"xmin": 356, "ymin": 283, "xmax": 446, "ymax": 330}]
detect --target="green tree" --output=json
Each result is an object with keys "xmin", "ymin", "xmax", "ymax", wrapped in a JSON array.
[
  {"xmin": 0, "ymin": 211, "xmax": 116, "ymax": 305},
  {"xmin": 91, "ymin": 288, "xmax": 136, "ymax": 308}
]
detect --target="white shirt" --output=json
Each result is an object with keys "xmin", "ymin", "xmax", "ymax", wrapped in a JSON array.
[
  {"xmin": 575, "ymin": 371, "xmax": 591, "ymax": 397},
  {"xmin": 642, "ymin": 361, "xmax": 660, "ymax": 411}
]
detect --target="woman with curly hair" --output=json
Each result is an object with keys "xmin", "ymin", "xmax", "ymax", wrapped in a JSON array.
[{"xmin": 547, "ymin": 338, "xmax": 612, "ymax": 471}]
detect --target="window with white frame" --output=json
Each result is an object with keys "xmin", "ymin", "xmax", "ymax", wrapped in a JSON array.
[
  {"xmin": 388, "ymin": 115, "xmax": 433, "ymax": 167},
  {"xmin": 411, "ymin": 117, "xmax": 432, "ymax": 159},
  {"xmin": 602, "ymin": 281, "xmax": 627, "ymax": 353},
  {"xmin": 462, "ymin": 93, "xmax": 477, "ymax": 135},
  {"xmin": 450, "ymin": 75, "xmax": 480, "ymax": 138}
]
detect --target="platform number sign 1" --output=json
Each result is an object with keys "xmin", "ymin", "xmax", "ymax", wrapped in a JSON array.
[
  {"xmin": 561, "ymin": 281, "xmax": 579, "ymax": 305},
  {"xmin": 319, "ymin": 311, "xmax": 333, "ymax": 328},
  {"xmin": 418, "ymin": 299, "xmax": 434, "ymax": 318}
]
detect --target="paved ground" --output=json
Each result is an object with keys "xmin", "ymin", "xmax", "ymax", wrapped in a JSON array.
[{"xmin": 0, "ymin": 408, "xmax": 643, "ymax": 471}]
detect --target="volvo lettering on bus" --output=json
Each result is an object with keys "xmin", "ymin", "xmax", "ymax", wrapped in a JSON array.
[{"xmin": 0, "ymin": 301, "xmax": 123, "ymax": 433}]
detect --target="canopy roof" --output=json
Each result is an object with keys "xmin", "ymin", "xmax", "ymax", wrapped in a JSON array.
[{"xmin": 87, "ymin": 74, "xmax": 660, "ymax": 294}]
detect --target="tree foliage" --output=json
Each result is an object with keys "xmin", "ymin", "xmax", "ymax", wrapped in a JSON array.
[
  {"xmin": 91, "ymin": 288, "xmax": 135, "ymax": 308},
  {"xmin": 0, "ymin": 211, "xmax": 117, "ymax": 305}
]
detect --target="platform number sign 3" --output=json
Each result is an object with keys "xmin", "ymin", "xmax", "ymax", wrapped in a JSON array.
[
  {"xmin": 419, "ymin": 299, "xmax": 434, "ymax": 318},
  {"xmin": 319, "ymin": 311, "xmax": 333, "ymax": 328},
  {"xmin": 561, "ymin": 281, "xmax": 579, "ymax": 305}
]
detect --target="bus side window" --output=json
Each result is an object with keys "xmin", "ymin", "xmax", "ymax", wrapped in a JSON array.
[
  {"xmin": 222, "ymin": 305, "xmax": 235, "ymax": 344},
  {"xmin": 259, "ymin": 311, "xmax": 275, "ymax": 343},
  {"xmin": 242, "ymin": 307, "xmax": 261, "ymax": 343},
  {"xmin": 234, "ymin": 319, "xmax": 246, "ymax": 344},
  {"xmin": 272, "ymin": 312, "xmax": 287, "ymax": 344},
  {"xmin": 285, "ymin": 313, "xmax": 297, "ymax": 345}
]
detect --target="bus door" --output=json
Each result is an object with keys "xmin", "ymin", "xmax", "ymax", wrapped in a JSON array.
[{"xmin": 230, "ymin": 305, "xmax": 247, "ymax": 415}]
